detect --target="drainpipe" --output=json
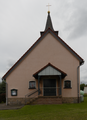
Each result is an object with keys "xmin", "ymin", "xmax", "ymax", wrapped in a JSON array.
[
  {"xmin": 77, "ymin": 65, "xmax": 80, "ymax": 103},
  {"xmin": 2, "ymin": 78, "xmax": 8, "ymax": 106},
  {"xmin": 77, "ymin": 62, "xmax": 84, "ymax": 103}
]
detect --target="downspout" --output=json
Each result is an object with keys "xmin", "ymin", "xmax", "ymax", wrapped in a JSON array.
[
  {"xmin": 77, "ymin": 65, "xmax": 80, "ymax": 103},
  {"xmin": 2, "ymin": 78, "xmax": 8, "ymax": 106},
  {"xmin": 77, "ymin": 62, "xmax": 84, "ymax": 103}
]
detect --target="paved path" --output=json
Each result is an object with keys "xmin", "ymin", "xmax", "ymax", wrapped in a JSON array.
[{"xmin": 0, "ymin": 103, "xmax": 24, "ymax": 110}]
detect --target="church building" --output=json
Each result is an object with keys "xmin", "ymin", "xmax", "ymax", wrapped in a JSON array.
[{"xmin": 2, "ymin": 11, "xmax": 84, "ymax": 105}]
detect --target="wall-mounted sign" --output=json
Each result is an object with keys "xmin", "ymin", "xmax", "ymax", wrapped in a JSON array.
[{"xmin": 11, "ymin": 89, "xmax": 17, "ymax": 96}]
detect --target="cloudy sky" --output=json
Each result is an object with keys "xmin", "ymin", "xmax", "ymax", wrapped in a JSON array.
[{"xmin": 0, "ymin": 0, "xmax": 87, "ymax": 83}]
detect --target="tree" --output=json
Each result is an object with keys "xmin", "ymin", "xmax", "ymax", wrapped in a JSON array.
[
  {"xmin": 0, "ymin": 81, "xmax": 6, "ymax": 103},
  {"xmin": 80, "ymin": 83, "xmax": 85, "ymax": 91},
  {"xmin": 0, "ymin": 81, "xmax": 6, "ymax": 94}
]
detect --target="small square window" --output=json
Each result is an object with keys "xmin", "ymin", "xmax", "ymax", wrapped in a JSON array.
[
  {"xmin": 29, "ymin": 81, "xmax": 36, "ymax": 89},
  {"xmin": 64, "ymin": 80, "xmax": 71, "ymax": 88},
  {"xmin": 11, "ymin": 89, "xmax": 17, "ymax": 96}
]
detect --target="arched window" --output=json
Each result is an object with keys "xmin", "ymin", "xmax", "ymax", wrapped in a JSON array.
[{"xmin": 64, "ymin": 80, "xmax": 71, "ymax": 88}]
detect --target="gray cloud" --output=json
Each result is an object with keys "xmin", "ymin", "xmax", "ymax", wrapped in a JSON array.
[
  {"xmin": 6, "ymin": 59, "xmax": 16, "ymax": 70},
  {"xmin": 81, "ymin": 67, "xmax": 87, "ymax": 74},
  {"xmin": 80, "ymin": 67, "xmax": 87, "ymax": 84},
  {"xmin": 68, "ymin": 9, "xmax": 87, "ymax": 39},
  {"xmin": 81, "ymin": 75, "xmax": 87, "ymax": 84},
  {"xmin": 62, "ymin": 0, "xmax": 87, "ymax": 40}
]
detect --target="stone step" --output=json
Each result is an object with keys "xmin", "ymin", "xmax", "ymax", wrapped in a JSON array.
[{"xmin": 27, "ymin": 96, "xmax": 62, "ymax": 105}]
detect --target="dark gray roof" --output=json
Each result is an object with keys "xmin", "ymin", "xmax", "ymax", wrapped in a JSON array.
[
  {"xmin": 40, "ymin": 12, "xmax": 58, "ymax": 36},
  {"xmin": 45, "ymin": 12, "xmax": 54, "ymax": 31}
]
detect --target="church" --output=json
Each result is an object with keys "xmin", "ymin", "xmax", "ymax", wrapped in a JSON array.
[{"xmin": 2, "ymin": 11, "xmax": 84, "ymax": 105}]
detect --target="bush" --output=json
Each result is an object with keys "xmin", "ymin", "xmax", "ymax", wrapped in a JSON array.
[
  {"xmin": 84, "ymin": 94, "xmax": 87, "ymax": 97},
  {"xmin": 80, "ymin": 84, "xmax": 85, "ymax": 90},
  {"xmin": 0, "ymin": 93, "xmax": 6, "ymax": 103}
]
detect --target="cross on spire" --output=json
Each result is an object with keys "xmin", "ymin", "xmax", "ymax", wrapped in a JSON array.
[{"xmin": 46, "ymin": 3, "xmax": 51, "ymax": 13}]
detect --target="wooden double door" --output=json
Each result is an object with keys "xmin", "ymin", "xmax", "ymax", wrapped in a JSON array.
[{"xmin": 43, "ymin": 79, "xmax": 56, "ymax": 96}]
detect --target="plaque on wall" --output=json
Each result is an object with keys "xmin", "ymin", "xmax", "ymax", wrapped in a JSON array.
[{"xmin": 11, "ymin": 89, "xmax": 17, "ymax": 96}]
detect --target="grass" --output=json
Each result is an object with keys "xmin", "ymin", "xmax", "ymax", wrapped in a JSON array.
[{"xmin": 0, "ymin": 98, "xmax": 87, "ymax": 120}]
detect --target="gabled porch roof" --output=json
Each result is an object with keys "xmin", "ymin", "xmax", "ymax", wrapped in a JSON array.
[{"xmin": 33, "ymin": 63, "xmax": 67, "ymax": 79}]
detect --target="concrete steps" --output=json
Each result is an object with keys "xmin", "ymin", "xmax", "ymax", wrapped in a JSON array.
[{"xmin": 27, "ymin": 96, "xmax": 62, "ymax": 105}]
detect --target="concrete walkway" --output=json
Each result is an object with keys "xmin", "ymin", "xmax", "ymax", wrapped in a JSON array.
[{"xmin": 0, "ymin": 103, "xmax": 24, "ymax": 110}]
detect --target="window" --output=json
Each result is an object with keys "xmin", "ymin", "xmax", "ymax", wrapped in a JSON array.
[
  {"xmin": 11, "ymin": 89, "xmax": 17, "ymax": 96},
  {"xmin": 64, "ymin": 80, "xmax": 71, "ymax": 88},
  {"xmin": 29, "ymin": 81, "xmax": 36, "ymax": 89}
]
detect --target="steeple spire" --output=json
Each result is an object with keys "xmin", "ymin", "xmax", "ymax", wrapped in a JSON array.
[
  {"xmin": 45, "ymin": 11, "xmax": 54, "ymax": 31},
  {"xmin": 40, "ymin": 11, "xmax": 58, "ymax": 36}
]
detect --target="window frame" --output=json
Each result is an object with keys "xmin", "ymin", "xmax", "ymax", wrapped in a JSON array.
[
  {"xmin": 11, "ymin": 89, "xmax": 17, "ymax": 96},
  {"xmin": 64, "ymin": 80, "xmax": 72, "ymax": 89},
  {"xmin": 29, "ymin": 81, "xmax": 36, "ymax": 89}
]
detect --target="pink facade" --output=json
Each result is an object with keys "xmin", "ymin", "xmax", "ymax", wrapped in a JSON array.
[{"xmin": 2, "ymin": 12, "xmax": 84, "ymax": 105}]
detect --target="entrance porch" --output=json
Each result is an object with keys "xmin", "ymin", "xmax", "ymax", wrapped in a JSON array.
[
  {"xmin": 33, "ymin": 63, "xmax": 67, "ymax": 97},
  {"xmin": 25, "ymin": 63, "xmax": 67, "ymax": 105}
]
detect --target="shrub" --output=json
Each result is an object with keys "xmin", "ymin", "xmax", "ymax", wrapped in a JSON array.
[
  {"xmin": 80, "ymin": 84, "xmax": 85, "ymax": 90},
  {"xmin": 0, "ymin": 93, "xmax": 6, "ymax": 103}
]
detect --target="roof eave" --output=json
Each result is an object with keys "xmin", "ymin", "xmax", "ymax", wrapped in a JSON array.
[{"xmin": 80, "ymin": 60, "xmax": 84, "ymax": 66}]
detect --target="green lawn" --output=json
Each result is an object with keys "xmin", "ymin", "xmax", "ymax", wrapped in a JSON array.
[{"xmin": 0, "ymin": 98, "xmax": 87, "ymax": 120}]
